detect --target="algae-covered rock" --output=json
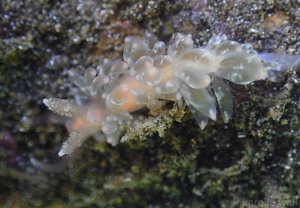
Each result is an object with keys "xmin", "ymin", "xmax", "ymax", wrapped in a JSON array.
[{"xmin": 1, "ymin": 0, "xmax": 300, "ymax": 207}]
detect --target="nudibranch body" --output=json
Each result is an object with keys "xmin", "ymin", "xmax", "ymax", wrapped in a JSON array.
[{"xmin": 44, "ymin": 32, "xmax": 280, "ymax": 156}]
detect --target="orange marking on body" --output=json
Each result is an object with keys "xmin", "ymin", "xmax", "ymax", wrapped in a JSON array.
[
  {"xmin": 93, "ymin": 109, "xmax": 101, "ymax": 120},
  {"xmin": 119, "ymin": 71, "xmax": 176, "ymax": 112},
  {"xmin": 72, "ymin": 117, "xmax": 85, "ymax": 129}
]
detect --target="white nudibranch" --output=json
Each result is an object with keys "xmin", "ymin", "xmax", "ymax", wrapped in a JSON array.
[{"xmin": 44, "ymin": 32, "xmax": 283, "ymax": 156}]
